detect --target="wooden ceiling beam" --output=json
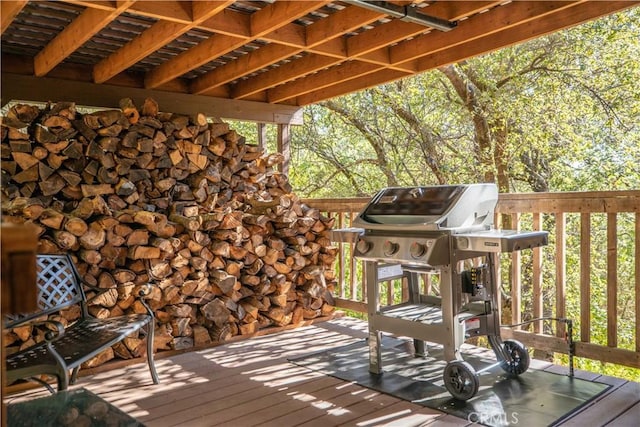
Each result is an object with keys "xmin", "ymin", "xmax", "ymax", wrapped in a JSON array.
[
  {"xmin": 346, "ymin": 19, "xmax": 427, "ymax": 57},
  {"xmin": 231, "ymin": 54, "xmax": 338, "ymax": 99},
  {"xmin": 420, "ymin": 1, "xmax": 503, "ymax": 21},
  {"xmin": 253, "ymin": 0, "xmax": 490, "ymax": 103},
  {"xmin": 269, "ymin": 0, "xmax": 582, "ymax": 104},
  {"xmin": 123, "ymin": 1, "xmax": 193, "ymax": 23},
  {"xmin": 95, "ymin": 1, "xmax": 235, "ymax": 85},
  {"xmin": 1, "ymin": 1, "xmax": 28, "ymax": 35},
  {"xmin": 1, "ymin": 73, "xmax": 303, "ymax": 124},
  {"xmin": 191, "ymin": 3, "xmax": 385, "ymax": 96},
  {"xmin": 386, "ymin": 0, "xmax": 585, "ymax": 65},
  {"xmin": 268, "ymin": 62, "xmax": 387, "ymax": 104},
  {"xmin": 262, "ymin": 22, "xmax": 307, "ymax": 48},
  {"xmin": 199, "ymin": 8, "xmax": 251, "ymax": 38},
  {"xmin": 69, "ymin": 0, "xmax": 244, "ymax": 32},
  {"xmin": 191, "ymin": 1, "xmax": 234, "ymax": 22},
  {"xmin": 297, "ymin": 0, "xmax": 638, "ymax": 106},
  {"xmin": 304, "ymin": 6, "xmax": 384, "ymax": 47},
  {"xmin": 415, "ymin": 0, "xmax": 640, "ymax": 71},
  {"xmin": 190, "ymin": 44, "xmax": 301, "ymax": 95},
  {"xmin": 297, "ymin": 68, "xmax": 409, "ymax": 105},
  {"xmin": 144, "ymin": 33, "xmax": 247, "ymax": 89},
  {"xmin": 163, "ymin": 1, "xmax": 329, "ymax": 94},
  {"xmin": 250, "ymin": 1, "xmax": 331, "ymax": 38},
  {"xmin": 63, "ymin": 1, "xmax": 124, "ymax": 12},
  {"xmin": 305, "ymin": 38, "xmax": 347, "ymax": 58},
  {"xmin": 33, "ymin": 1, "xmax": 136, "ymax": 77},
  {"xmin": 231, "ymin": 4, "xmax": 446, "ymax": 100}
]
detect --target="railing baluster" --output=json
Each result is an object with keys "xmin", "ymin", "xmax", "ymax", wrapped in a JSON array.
[
  {"xmin": 607, "ymin": 212, "xmax": 617, "ymax": 348},
  {"xmin": 336, "ymin": 211, "xmax": 345, "ymax": 299},
  {"xmin": 511, "ymin": 213, "xmax": 521, "ymax": 328},
  {"xmin": 580, "ymin": 212, "xmax": 591, "ymax": 343},
  {"xmin": 556, "ymin": 213, "xmax": 566, "ymax": 337},
  {"xmin": 350, "ymin": 211, "xmax": 357, "ymax": 301},
  {"xmin": 533, "ymin": 212, "xmax": 543, "ymax": 333}
]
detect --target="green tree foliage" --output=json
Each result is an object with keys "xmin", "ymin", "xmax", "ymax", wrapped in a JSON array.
[
  {"xmin": 287, "ymin": 9, "xmax": 640, "ymax": 380},
  {"xmin": 290, "ymin": 8, "xmax": 640, "ymax": 197}
]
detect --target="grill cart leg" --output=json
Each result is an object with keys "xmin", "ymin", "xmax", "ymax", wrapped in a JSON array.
[
  {"xmin": 413, "ymin": 339, "xmax": 426, "ymax": 357},
  {"xmin": 368, "ymin": 330, "xmax": 383, "ymax": 374},
  {"xmin": 407, "ymin": 271, "xmax": 427, "ymax": 357}
]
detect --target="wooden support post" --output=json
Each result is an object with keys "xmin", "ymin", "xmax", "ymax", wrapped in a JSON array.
[
  {"xmin": 277, "ymin": 123, "xmax": 290, "ymax": 176},
  {"xmin": 257, "ymin": 122, "xmax": 267, "ymax": 151}
]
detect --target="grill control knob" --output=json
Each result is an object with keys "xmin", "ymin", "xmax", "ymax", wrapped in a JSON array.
[
  {"xmin": 456, "ymin": 237, "xmax": 470, "ymax": 250},
  {"xmin": 356, "ymin": 238, "xmax": 371, "ymax": 254},
  {"xmin": 410, "ymin": 242, "xmax": 426, "ymax": 258},
  {"xmin": 383, "ymin": 240, "xmax": 399, "ymax": 256}
]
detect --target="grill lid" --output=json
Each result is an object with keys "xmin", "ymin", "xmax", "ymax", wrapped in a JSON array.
[{"xmin": 353, "ymin": 183, "xmax": 498, "ymax": 232}]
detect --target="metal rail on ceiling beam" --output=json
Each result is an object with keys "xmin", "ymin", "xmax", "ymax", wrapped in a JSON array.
[{"xmin": 344, "ymin": 0, "xmax": 457, "ymax": 32}]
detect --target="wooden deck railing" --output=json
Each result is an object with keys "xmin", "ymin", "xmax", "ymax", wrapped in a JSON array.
[{"xmin": 304, "ymin": 190, "xmax": 640, "ymax": 369}]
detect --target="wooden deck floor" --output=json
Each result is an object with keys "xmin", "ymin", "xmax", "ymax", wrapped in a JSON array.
[{"xmin": 4, "ymin": 317, "xmax": 639, "ymax": 426}]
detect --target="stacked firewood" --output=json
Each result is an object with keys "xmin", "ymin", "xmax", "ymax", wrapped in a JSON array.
[{"xmin": 1, "ymin": 100, "xmax": 337, "ymax": 365}]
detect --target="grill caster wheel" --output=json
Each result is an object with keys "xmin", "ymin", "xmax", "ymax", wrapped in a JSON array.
[
  {"xmin": 443, "ymin": 361, "xmax": 479, "ymax": 401},
  {"xmin": 500, "ymin": 339, "xmax": 530, "ymax": 375}
]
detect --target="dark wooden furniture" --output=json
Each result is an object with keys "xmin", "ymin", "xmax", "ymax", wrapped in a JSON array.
[
  {"xmin": 1, "ymin": 223, "xmax": 38, "ymax": 315},
  {"xmin": 4, "ymin": 254, "xmax": 159, "ymax": 392},
  {"xmin": 1, "ymin": 223, "xmax": 39, "ymax": 426}
]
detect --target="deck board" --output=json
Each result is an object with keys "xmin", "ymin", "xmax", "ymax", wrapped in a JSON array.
[
  {"xmin": 3, "ymin": 317, "xmax": 637, "ymax": 427},
  {"xmin": 560, "ymin": 381, "xmax": 640, "ymax": 426},
  {"xmin": 611, "ymin": 401, "xmax": 640, "ymax": 426}
]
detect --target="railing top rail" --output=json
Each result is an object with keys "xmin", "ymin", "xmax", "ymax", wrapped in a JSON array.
[{"xmin": 303, "ymin": 190, "xmax": 640, "ymax": 214}]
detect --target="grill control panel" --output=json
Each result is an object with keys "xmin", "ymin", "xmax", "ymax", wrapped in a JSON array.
[{"xmin": 354, "ymin": 234, "xmax": 450, "ymax": 266}]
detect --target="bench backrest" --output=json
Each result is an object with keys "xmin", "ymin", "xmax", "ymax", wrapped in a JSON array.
[{"xmin": 5, "ymin": 254, "xmax": 87, "ymax": 328}]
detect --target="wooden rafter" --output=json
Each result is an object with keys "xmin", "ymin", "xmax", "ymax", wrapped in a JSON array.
[
  {"xmin": 143, "ymin": 33, "xmax": 247, "ymax": 89},
  {"xmin": 187, "ymin": 0, "xmax": 331, "ymax": 94},
  {"xmin": 386, "ymin": 0, "xmax": 585, "ymax": 64},
  {"xmin": 1, "ymin": 0, "xmax": 637, "ymax": 114},
  {"xmin": 192, "ymin": 4, "xmax": 387, "ymax": 95},
  {"xmin": 296, "ymin": 0, "xmax": 637, "ymax": 106},
  {"xmin": 269, "ymin": 62, "xmax": 388, "ymax": 104},
  {"xmin": 33, "ymin": 1, "xmax": 136, "ymax": 77},
  {"xmin": 231, "ymin": 54, "xmax": 338, "ymax": 100},
  {"xmin": 242, "ymin": 1, "xmax": 508, "ymax": 103},
  {"xmin": 1, "ymin": 1, "xmax": 28, "ymax": 35},
  {"xmin": 94, "ymin": 0, "xmax": 235, "ymax": 84},
  {"xmin": 266, "ymin": 0, "xmax": 587, "ymax": 104}
]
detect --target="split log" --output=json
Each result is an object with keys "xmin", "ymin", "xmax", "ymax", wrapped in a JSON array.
[{"xmin": 1, "ymin": 99, "xmax": 337, "ymax": 369}]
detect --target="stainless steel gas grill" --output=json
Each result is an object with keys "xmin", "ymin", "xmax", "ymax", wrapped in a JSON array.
[{"xmin": 332, "ymin": 183, "xmax": 548, "ymax": 400}]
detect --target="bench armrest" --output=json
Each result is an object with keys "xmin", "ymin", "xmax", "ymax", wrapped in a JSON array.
[
  {"xmin": 84, "ymin": 281, "xmax": 158, "ymax": 302},
  {"xmin": 4, "ymin": 317, "xmax": 66, "ymax": 341},
  {"xmin": 39, "ymin": 319, "xmax": 66, "ymax": 341}
]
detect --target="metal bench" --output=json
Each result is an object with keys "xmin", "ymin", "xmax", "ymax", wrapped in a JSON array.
[{"xmin": 4, "ymin": 254, "xmax": 159, "ymax": 392}]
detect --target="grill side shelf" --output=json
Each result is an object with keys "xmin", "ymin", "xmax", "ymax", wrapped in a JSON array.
[{"xmin": 454, "ymin": 230, "xmax": 549, "ymax": 253}]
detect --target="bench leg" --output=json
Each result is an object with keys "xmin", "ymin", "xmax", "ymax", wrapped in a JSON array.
[
  {"xmin": 47, "ymin": 341, "xmax": 71, "ymax": 391},
  {"xmin": 147, "ymin": 321, "xmax": 159, "ymax": 384},
  {"xmin": 70, "ymin": 366, "xmax": 80, "ymax": 385}
]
